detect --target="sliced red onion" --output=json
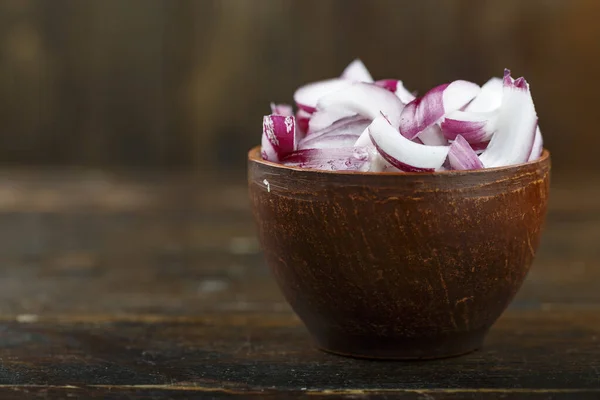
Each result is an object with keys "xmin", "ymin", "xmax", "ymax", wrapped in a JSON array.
[
  {"xmin": 441, "ymin": 110, "xmax": 497, "ymax": 143},
  {"xmin": 350, "ymin": 119, "xmax": 403, "ymax": 173},
  {"xmin": 375, "ymin": 79, "xmax": 416, "ymax": 104},
  {"xmin": 270, "ymin": 103, "xmax": 293, "ymax": 116},
  {"xmin": 399, "ymin": 80, "xmax": 480, "ymax": 140},
  {"xmin": 367, "ymin": 151, "xmax": 402, "ymax": 173},
  {"xmin": 341, "ymin": 59, "xmax": 374, "ymax": 83},
  {"xmin": 308, "ymin": 108, "xmax": 356, "ymax": 133},
  {"xmin": 418, "ymin": 124, "xmax": 447, "ymax": 146},
  {"xmin": 296, "ymin": 109, "xmax": 311, "ymax": 135},
  {"xmin": 354, "ymin": 127, "xmax": 372, "ymax": 147},
  {"xmin": 363, "ymin": 123, "xmax": 431, "ymax": 147},
  {"xmin": 298, "ymin": 134, "xmax": 358, "ymax": 150},
  {"xmin": 261, "ymin": 115, "xmax": 296, "ymax": 162},
  {"xmin": 479, "ymin": 70, "xmax": 538, "ymax": 168},
  {"xmin": 528, "ymin": 127, "xmax": 543, "ymax": 162},
  {"xmin": 282, "ymin": 147, "xmax": 373, "ymax": 171},
  {"xmin": 447, "ymin": 135, "xmax": 484, "ymax": 170},
  {"xmin": 293, "ymin": 79, "xmax": 353, "ymax": 113},
  {"xmin": 306, "ymin": 115, "xmax": 369, "ymax": 139},
  {"xmin": 299, "ymin": 117, "xmax": 370, "ymax": 150},
  {"xmin": 262, "ymin": 67, "xmax": 544, "ymax": 171},
  {"xmin": 470, "ymin": 141, "xmax": 489, "ymax": 154},
  {"xmin": 465, "ymin": 77, "xmax": 503, "ymax": 112},
  {"xmin": 317, "ymin": 83, "xmax": 406, "ymax": 128},
  {"xmin": 298, "ymin": 134, "xmax": 360, "ymax": 150},
  {"xmin": 368, "ymin": 115, "xmax": 449, "ymax": 172}
]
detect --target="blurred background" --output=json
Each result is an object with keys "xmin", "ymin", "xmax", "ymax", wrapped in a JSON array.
[{"xmin": 0, "ymin": 0, "xmax": 597, "ymax": 175}]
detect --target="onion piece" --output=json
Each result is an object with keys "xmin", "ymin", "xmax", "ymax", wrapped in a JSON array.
[
  {"xmin": 349, "ymin": 135, "xmax": 398, "ymax": 172},
  {"xmin": 368, "ymin": 114, "xmax": 450, "ymax": 172},
  {"xmin": 298, "ymin": 134, "xmax": 361, "ymax": 150},
  {"xmin": 295, "ymin": 109, "xmax": 311, "ymax": 136},
  {"xmin": 354, "ymin": 127, "xmax": 372, "ymax": 147},
  {"xmin": 528, "ymin": 127, "xmax": 543, "ymax": 162},
  {"xmin": 317, "ymin": 82, "xmax": 406, "ymax": 128},
  {"xmin": 261, "ymin": 115, "xmax": 296, "ymax": 162},
  {"xmin": 293, "ymin": 79, "xmax": 353, "ymax": 113},
  {"xmin": 418, "ymin": 124, "xmax": 447, "ymax": 146},
  {"xmin": 270, "ymin": 103, "xmax": 293, "ymax": 116},
  {"xmin": 441, "ymin": 110, "xmax": 498, "ymax": 143},
  {"xmin": 341, "ymin": 59, "xmax": 374, "ymax": 83},
  {"xmin": 447, "ymin": 135, "xmax": 484, "ymax": 170},
  {"xmin": 367, "ymin": 151, "xmax": 402, "ymax": 173},
  {"xmin": 470, "ymin": 141, "xmax": 489, "ymax": 154},
  {"xmin": 399, "ymin": 80, "xmax": 481, "ymax": 140},
  {"xmin": 282, "ymin": 147, "xmax": 373, "ymax": 171},
  {"xmin": 465, "ymin": 77, "xmax": 503, "ymax": 112},
  {"xmin": 308, "ymin": 108, "xmax": 356, "ymax": 133},
  {"xmin": 375, "ymin": 79, "xmax": 416, "ymax": 104},
  {"xmin": 306, "ymin": 115, "xmax": 369, "ymax": 140},
  {"xmin": 479, "ymin": 70, "xmax": 538, "ymax": 168},
  {"xmin": 299, "ymin": 117, "xmax": 370, "ymax": 150}
]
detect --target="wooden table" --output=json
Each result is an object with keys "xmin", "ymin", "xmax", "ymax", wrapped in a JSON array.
[{"xmin": 0, "ymin": 170, "xmax": 598, "ymax": 399}]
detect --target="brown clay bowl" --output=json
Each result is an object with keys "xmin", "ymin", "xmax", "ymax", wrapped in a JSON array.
[{"xmin": 248, "ymin": 146, "xmax": 550, "ymax": 360}]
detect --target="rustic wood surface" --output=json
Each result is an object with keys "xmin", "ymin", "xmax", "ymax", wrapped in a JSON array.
[{"xmin": 0, "ymin": 170, "xmax": 598, "ymax": 399}]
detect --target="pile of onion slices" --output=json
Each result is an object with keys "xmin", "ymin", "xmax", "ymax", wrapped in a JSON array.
[{"xmin": 261, "ymin": 60, "xmax": 543, "ymax": 172}]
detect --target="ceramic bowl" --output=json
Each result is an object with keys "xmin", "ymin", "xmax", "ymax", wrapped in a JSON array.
[{"xmin": 248, "ymin": 146, "xmax": 550, "ymax": 360}]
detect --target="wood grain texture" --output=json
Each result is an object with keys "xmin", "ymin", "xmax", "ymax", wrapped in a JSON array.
[
  {"xmin": 1, "ymin": 387, "xmax": 599, "ymax": 400},
  {"xmin": 0, "ymin": 171, "xmax": 596, "ymax": 398},
  {"xmin": 0, "ymin": 311, "xmax": 600, "ymax": 392}
]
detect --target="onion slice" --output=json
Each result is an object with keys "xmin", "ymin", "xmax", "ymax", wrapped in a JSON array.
[
  {"xmin": 366, "ymin": 150, "xmax": 402, "ymax": 173},
  {"xmin": 298, "ymin": 134, "xmax": 361, "ymax": 150},
  {"xmin": 399, "ymin": 80, "xmax": 480, "ymax": 140},
  {"xmin": 465, "ymin": 77, "xmax": 503, "ymax": 112},
  {"xmin": 368, "ymin": 114, "xmax": 449, "ymax": 172},
  {"xmin": 341, "ymin": 59, "xmax": 374, "ymax": 83},
  {"xmin": 418, "ymin": 124, "xmax": 447, "ymax": 146},
  {"xmin": 528, "ymin": 127, "xmax": 543, "ymax": 162},
  {"xmin": 441, "ymin": 110, "xmax": 498, "ymax": 143},
  {"xmin": 478, "ymin": 70, "xmax": 538, "ymax": 168},
  {"xmin": 350, "ymin": 128, "xmax": 400, "ymax": 173},
  {"xmin": 295, "ymin": 109, "xmax": 311, "ymax": 136},
  {"xmin": 261, "ymin": 115, "xmax": 296, "ymax": 162},
  {"xmin": 375, "ymin": 79, "xmax": 416, "ymax": 104},
  {"xmin": 306, "ymin": 115, "xmax": 369, "ymax": 140},
  {"xmin": 354, "ymin": 127, "xmax": 372, "ymax": 147},
  {"xmin": 270, "ymin": 103, "xmax": 293, "ymax": 116},
  {"xmin": 316, "ymin": 83, "xmax": 406, "ymax": 128},
  {"xmin": 293, "ymin": 79, "xmax": 352, "ymax": 113},
  {"xmin": 299, "ymin": 117, "xmax": 370, "ymax": 150},
  {"xmin": 282, "ymin": 147, "xmax": 373, "ymax": 171},
  {"xmin": 448, "ymin": 135, "xmax": 484, "ymax": 170},
  {"xmin": 308, "ymin": 108, "xmax": 356, "ymax": 134},
  {"xmin": 470, "ymin": 141, "xmax": 489, "ymax": 154}
]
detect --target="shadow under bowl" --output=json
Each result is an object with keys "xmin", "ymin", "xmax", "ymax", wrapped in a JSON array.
[{"xmin": 248, "ymin": 146, "xmax": 551, "ymax": 360}]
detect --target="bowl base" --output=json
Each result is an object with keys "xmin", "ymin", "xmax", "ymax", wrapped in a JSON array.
[{"xmin": 313, "ymin": 327, "xmax": 488, "ymax": 360}]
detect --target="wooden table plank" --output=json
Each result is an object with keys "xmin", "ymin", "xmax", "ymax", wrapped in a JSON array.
[
  {"xmin": 0, "ymin": 310, "xmax": 600, "ymax": 390},
  {"xmin": 1, "ymin": 386, "xmax": 600, "ymax": 400},
  {"xmin": 0, "ymin": 170, "xmax": 597, "ymax": 397},
  {"xmin": 0, "ymin": 202, "xmax": 596, "ymax": 316}
]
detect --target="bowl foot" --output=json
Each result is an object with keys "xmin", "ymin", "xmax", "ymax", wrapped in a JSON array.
[{"xmin": 313, "ymin": 327, "xmax": 488, "ymax": 360}]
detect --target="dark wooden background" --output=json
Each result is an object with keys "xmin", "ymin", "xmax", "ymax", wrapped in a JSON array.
[{"xmin": 0, "ymin": 0, "xmax": 598, "ymax": 172}]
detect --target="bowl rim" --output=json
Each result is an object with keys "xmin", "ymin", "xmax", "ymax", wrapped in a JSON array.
[{"xmin": 248, "ymin": 146, "xmax": 550, "ymax": 177}]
